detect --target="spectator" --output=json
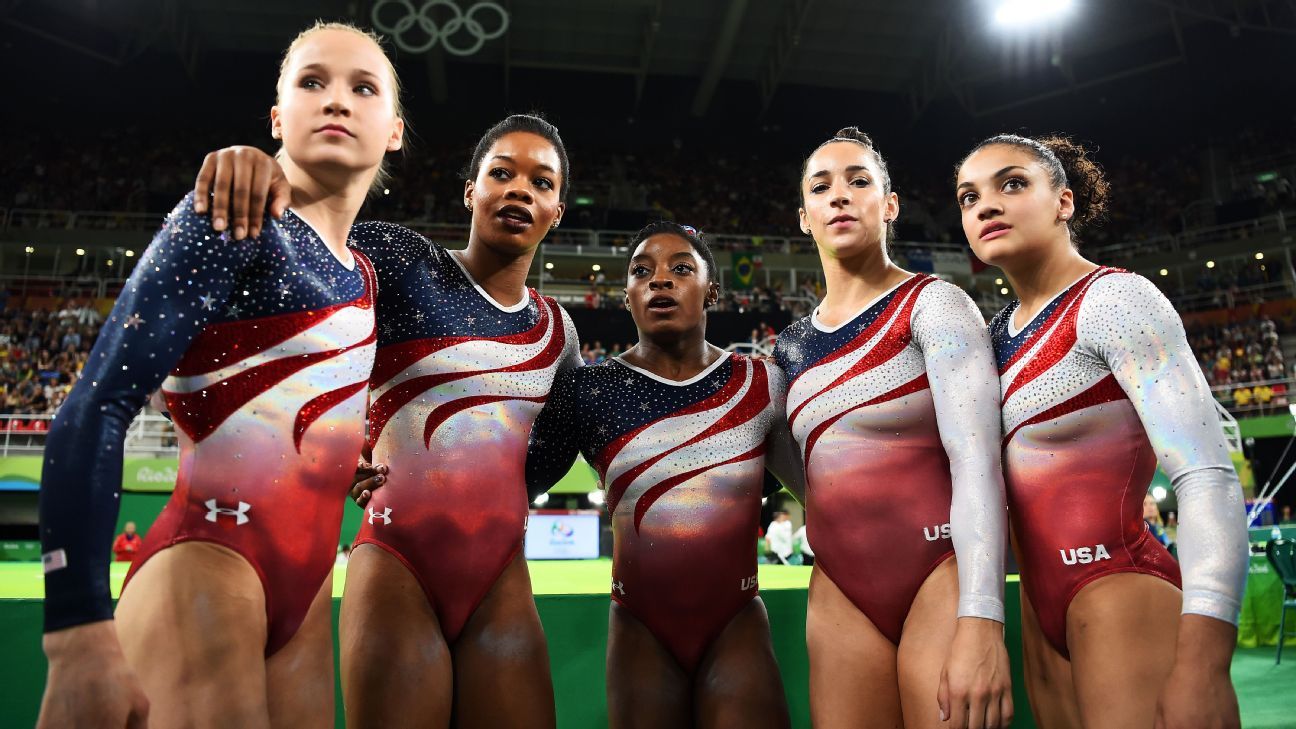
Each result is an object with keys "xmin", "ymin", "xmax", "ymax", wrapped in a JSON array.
[
  {"xmin": 793, "ymin": 521, "xmax": 814, "ymax": 567},
  {"xmin": 112, "ymin": 521, "xmax": 143, "ymax": 562},
  {"xmin": 764, "ymin": 511, "xmax": 793, "ymax": 565},
  {"xmin": 1233, "ymin": 386, "xmax": 1253, "ymax": 410},
  {"xmin": 1143, "ymin": 495, "xmax": 1172, "ymax": 548}
]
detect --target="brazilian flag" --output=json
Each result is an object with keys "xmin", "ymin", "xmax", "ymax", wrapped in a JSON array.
[{"xmin": 732, "ymin": 253, "xmax": 755, "ymax": 290}]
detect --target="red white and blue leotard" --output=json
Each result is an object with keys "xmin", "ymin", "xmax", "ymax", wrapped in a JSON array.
[
  {"xmin": 349, "ymin": 222, "xmax": 580, "ymax": 644},
  {"xmin": 41, "ymin": 194, "xmax": 376, "ymax": 655},
  {"xmin": 775, "ymin": 274, "xmax": 1007, "ymax": 644},
  {"xmin": 992, "ymin": 267, "xmax": 1247, "ymax": 657},
  {"xmin": 525, "ymin": 353, "xmax": 802, "ymax": 672}
]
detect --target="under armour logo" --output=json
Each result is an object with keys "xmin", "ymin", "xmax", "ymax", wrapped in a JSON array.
[
  {"xmin": 205, "ymin": 499, "xmax": 251, "ymax": 525},
  {"xmin": 368, "ymin": 506, "xmax": 392, "ymax": 525},
  {"xmin": 612, "ymin": 580, "xmax": 625, "ymax": 597}
]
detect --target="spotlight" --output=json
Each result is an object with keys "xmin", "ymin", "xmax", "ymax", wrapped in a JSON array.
[
  {"xmin": 75, "ymin": 248, "xmax": 86, "ymax": 256},
  {"xmin": 587, "ymin": 490, "xmax": 605, "ymax": 506},
  {"xmin": 1256, "ymin": 252, "xmax": 1265, "ymax": 260},
  {"xmin": 533, "ymin": 493, "xmax": 549, "ymax": 507},
  {"xmin": 24, "ymin": 246, "xmax": 34, "ymax": 254},
  {"xmin": 993, "ymin": 0, "xmax": 1074, "ymax": 27},
  {"xmin": 124, "ymin": 250, "xmax": 135, "ymax": 257},
  {"xmin": 1206, "ymin": 261, "xmax": 1215, "ymax": 268},
  {"xmin": 1000, "ymin": 287, "xmax": 1009, "ymax": 295},
  {"xmin": 995, "ymin": 277, "xmax": 1003, "ymax": 285},
  {"xmin": 592, "ymin": 264, "xmax": 602, "ymax": 272},
  {"xmin": 545, "ymin": 262, "xmax": 554, "ymax": 270},
  {"xmin": 1159, "ymin": 269, "xmax": 1168, "ymax": 276}
]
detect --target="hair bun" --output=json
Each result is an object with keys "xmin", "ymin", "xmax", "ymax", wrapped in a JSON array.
[{"xmin": 1036, "ymin": 135, "xmax": 1110, "ymax": 232}]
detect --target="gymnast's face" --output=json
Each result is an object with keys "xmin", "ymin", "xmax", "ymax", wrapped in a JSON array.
[
  {"xmin": 271, "ymin": 29, "xmax": 404, "ymax": 185},
  {"xmin": 625, "ymin": 234, "xmax": 718, "ymax": 340},
  {"xmin": 798, "ymin": 141, "xmax": 898, "ymax": 261},
  {"xmin": 464, "ymin": 132, "xmax": 566, "ymax": 255},
  {"xmin": 956, "ymin": 144, "xmax": 1075, "ymax": 270}
]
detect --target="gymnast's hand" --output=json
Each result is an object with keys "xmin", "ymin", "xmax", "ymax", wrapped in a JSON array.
[
  {"xmin": 1154, "ymin": 615, "xmax": 1241, "ymax": 729},
  {"xmin": 938, "ymin": 616, "xmax": 1013, "ymax": 729},
  {"xmin": 192, "ymin": 145, "xmax": 290, "ymax": 241},
  {"xmin": 350, "ymin": 444, "xmax": 389, "ymax": 508},
  {"xmin": 38, "ymin": 621, "xmax": 150, "ymax": 729}
]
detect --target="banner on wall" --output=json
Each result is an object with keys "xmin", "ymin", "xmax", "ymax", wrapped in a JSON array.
[
  {"xmin": 0, "ymin": 456, "xmax": 180, "ymax": 493},
  {"xmin": 524, "ymin": 510, "xmax": 600, "ymax": 560}
]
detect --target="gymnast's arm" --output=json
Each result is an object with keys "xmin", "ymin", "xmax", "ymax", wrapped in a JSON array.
[
  {"xmin": 913, "ymin": 280, "xmax": 1015, "ymax": 727},
  {"xmin": 37, "ymin": 193, "xmax": 256, "ymax": 727},
  {"xmin": 1082, "ymin": 273, "xmax": 1247, "ymax": 629},
  {"xmin": 41, "ymin": 193, "xmax": 257, "ymax": 633},
  {"xmin": 913, "ymin": 281, "xmax": 1008, "ymax": 624},
  {"xmin": 761, "ymin": 362, "xmax": 806, "ymax": 503},
  {"xmin": 1081, "ymin": 274, "xmax": 1246, "ymax": 717},
  {"xmin": 524, "ymin": 367, "xmax": 585, "ymax": 502}
]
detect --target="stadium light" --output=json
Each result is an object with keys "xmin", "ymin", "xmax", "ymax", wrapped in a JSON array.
[
  {"xmin": 75, "ymin": 248, "xmax": 86, "ymax": 256},
  {"xmin": 1206, "ymin": 260, "xmax": 1215, "ymax": 268},
  {"xmin": 1000, "ymin": 287, "xmax": 1009, "ymax": 295},
  {"xmin": 124, "ymin": 249, "xmax": 135, "ymax": 257},
  {"xmin": 1256, "ymin": 252, "xmax": 1265, "ymax": 260},
  {"xmin": 106, "ymin": 260, "xmax": 114, "ymax": 267},
  {"xmin": 1151, "ymin": 485, "xmax": 1168, "ymax": 502},
  {"xmin": 1159, "ymin": 268, "xmax": 1169, "ymax": 276},
  {"xmin": 588, "ymin": 490, "xmax": 605, "ymax": 506},
  {"xmin": 383, "ymin": 188, "xmax": 390, "ymax": 196},
  {"xmin": 545, "ymin": 262, "xmax": 554, "ymax": 270},
  {"xmin": 592, "ymin": 264, "xmax": 602, "ymax": 272},
  {"xmin": 24, "ymin": 246, "xmax": 34, "ymax": 254},
  {"xmin": 993, "ymin": 0, "xmax": 1074, "ymax": 27},
  {"xmin": 533, "ymin": 493, "xmax": 549, "ymax": 507},
  {"xmin": 995, "ymin": 277, "xmax": 1003, "ymax": 285}
]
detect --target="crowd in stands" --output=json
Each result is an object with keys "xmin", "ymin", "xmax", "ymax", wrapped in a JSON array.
[
  {"xmin": 0, "ymin": 299, "xmax": 100, "ymax": 425},
  {"xmin": 1189, "ymin": 316, "xmax": 1292, "ymax": 413},
  {"xmin": 7, "ymin": 119, "xmax": 1295, "ymax": 250}
]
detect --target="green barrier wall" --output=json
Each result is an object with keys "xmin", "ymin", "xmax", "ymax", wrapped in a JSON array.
[{"xmin": 0, "ymin": 583, "xmax": 1038, "ymax": 729}]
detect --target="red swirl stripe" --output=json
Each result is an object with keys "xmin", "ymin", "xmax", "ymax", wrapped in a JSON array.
[
  {"xmin": 593, "ymin": 354, "xmax": 745, "ymax": 476},
  {"xmin": 172, "ymin": 253, "xmax": 377, "ymax": 378},
  {"xmin": 607, "ymin": 361, "xmax": 770, "ymax": 517},
  {"xmin": 368, "ymin": 289, "xmax": 547, "ymax": 388},
  {"xmin": 293, "ymin": 379, "xmax": 369, "ymax": 452},
  {"xmin": 802, "ymin": 373, "xmax": 930, "ymax": 470},
  {"xmin": 786, "ymin": 274, "xmax": 929, "ymax": 396},
  {"xmin": 165, "ymin": 328, "xmax": 377, "ymax": 444},
  {"xmin": 367, "ymin": 297, "xmax": 568, "ymax": 449},
  {"xmin": 632, "ymin": 442, "xmax": 768, "ymax": 534},
  {"xmin": 1002, "ymin": 373, "xmax": 1127, "ymax": 447},
  {"xmin": 788, "ymin": 275, "xmax": 935, "ymax": 432}
]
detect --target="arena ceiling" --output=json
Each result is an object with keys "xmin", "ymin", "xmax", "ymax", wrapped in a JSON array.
[{"xmin": 8, "ymin": 0, "xmax": 1296, "ymax": 119}]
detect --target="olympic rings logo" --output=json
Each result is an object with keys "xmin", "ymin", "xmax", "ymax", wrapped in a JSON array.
[{"xmin": 371, "ymin": 0, "xmax": 509, "ymax": 56}]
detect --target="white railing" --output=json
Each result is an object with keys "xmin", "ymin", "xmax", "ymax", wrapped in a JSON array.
[
  {"xmin": 1173, "ymin": 280, "xmax": 1295, "ymax": 312},
  {"xmin": 5, "ymin": 204, "xmax": 1294, "ymax": 261},
  {"xmin": 1089, "ymin": 209, "xmax": 1291, "ymax": 262},
  {"xmin": 0, "ymin": 411, "xmax": 177, "ymax": 457}
]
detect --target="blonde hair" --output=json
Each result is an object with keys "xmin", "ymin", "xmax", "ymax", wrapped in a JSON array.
[{"xmin": 274, "ymin": 20, "xmax": 405, "ymax": 194}]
